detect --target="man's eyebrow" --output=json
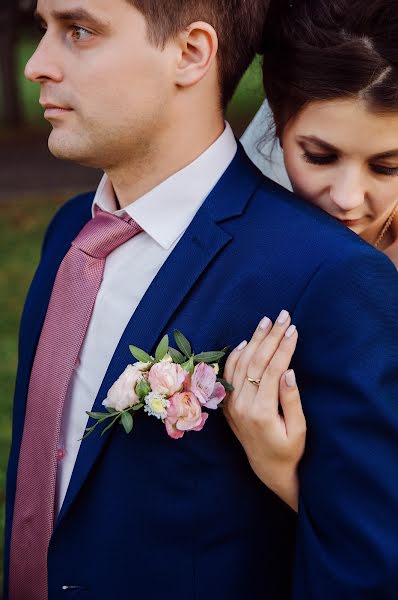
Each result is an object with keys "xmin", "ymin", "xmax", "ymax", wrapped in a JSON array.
[{"xmin": 34, "ymin": 8, "xmax": 110, "ymax": 30}]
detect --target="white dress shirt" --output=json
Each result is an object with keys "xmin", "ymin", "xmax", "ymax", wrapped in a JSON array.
[{"xmin": 55, "ymin": 124, "xmax": 237, "ymax": 514}]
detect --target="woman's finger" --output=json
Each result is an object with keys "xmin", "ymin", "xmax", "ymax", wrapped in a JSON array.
[
  {"xmin": 246, "ymin": 310, "xmax": 292, "ymax": 381},
  {"xmin": 223, "ymin": 339, "xmax": 248, "ymax": 385},
  {"xmin": 279, "ymin": 370, "xmax": 307, "ymax": 445},
  {"xmin": 238, "ymin": 318, "xmax": 297, "ymax": 416},
  {"xmin": 231, "ymin": 316, "xmax": 273, "ymax": 397}
]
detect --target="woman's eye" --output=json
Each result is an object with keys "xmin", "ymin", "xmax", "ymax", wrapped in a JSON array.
[
  {"xmin": 371, "ymin": 164, "xmax": 398, "ymax": 177},
  {"xmin": 302, "ymin": 151, "xmax": 337, "ymax": 166},
  {"xmin": 70, "ymin": 26, "xmax": 92, "ymax": 42}
]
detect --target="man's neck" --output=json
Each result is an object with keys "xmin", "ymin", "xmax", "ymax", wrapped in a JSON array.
[{"xmin": 106, "ymin": 114, "xmax": 226, "ymax": 209}]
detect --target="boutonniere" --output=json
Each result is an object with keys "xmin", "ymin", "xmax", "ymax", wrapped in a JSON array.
[{"xmin": 83, "ymin": 331, "xmax": 232, "ymax": 440}]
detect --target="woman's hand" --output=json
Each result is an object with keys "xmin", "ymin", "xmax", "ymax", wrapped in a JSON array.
[{"xmin": 223, "ymin": 311, "xmax": 306, "ymax": 512}]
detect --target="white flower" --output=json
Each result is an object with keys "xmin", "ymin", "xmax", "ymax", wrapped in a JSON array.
[
  {"xmin": 144, "ymin": 392, "xmax": 170, "ymax": 420},
  {"xmin": 102, "ymin": 365, "xmax": 142, "ymax": 412},
  {"xmin": 133, "ymin": 361, "xmax": 153, "ymax": 372},
  {"xmin": 212, "ymin": 363, "xmax": 220, "ymax": 376},
  {"xmin": 160, "ymin": 354, "xmax": 173, "ymax": 363}
]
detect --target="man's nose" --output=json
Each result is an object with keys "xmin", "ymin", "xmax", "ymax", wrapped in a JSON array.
[
  {"xmin": 329, "ymin": 167, "xmax": 365, "ymax": 212},
  {"xmin": 24, "ymin": 35, "xmax": 63, "ymax": 83}
]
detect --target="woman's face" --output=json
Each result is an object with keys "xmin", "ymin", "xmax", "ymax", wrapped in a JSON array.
[{"xmin": 282, "ymin": 98, "xmax": 398, "ymax": 245}]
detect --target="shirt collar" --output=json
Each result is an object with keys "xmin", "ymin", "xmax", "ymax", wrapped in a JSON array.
[{"xmin": 92, "ymin": 122, "xmax": 237, "ymax": 250}]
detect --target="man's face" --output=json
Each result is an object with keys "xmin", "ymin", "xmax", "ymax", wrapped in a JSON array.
[{"xmin": 26, "ymin": 0, "xmax": 174, "ymax": 168}]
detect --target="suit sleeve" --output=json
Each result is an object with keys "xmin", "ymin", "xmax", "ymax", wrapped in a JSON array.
[{"xmin": 291, "ymin": 248, "xmax": 398, "ymax": 599}]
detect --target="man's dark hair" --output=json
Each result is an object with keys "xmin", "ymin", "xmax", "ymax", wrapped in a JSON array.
[
  {"xmin": 262, "ymin": 0, "xmax": 398, "ymax": 138},
  {"xmin": 128, "ymin": 0, "xmax": 270, "ymax": 108}
]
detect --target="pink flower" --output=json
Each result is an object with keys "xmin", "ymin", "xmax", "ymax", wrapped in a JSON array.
[
  {"xmin": 102, "ymin": 365, "xmax": 142, "ymax": 412},
  {"xmin": 190, "ymin": 363, "xmax": 226, "ymax": 410},
  {"xmin": 165, "ymin": 392, "xmax": 208, "ymax": 439},
  {"xmin": 148, "ymin": 362, "xmax": 187, "ymax": 397}
]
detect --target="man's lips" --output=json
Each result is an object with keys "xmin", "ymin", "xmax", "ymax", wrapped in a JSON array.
[{"xmin": 40, "ymin": 102, "xmax": 73, "ymax": 117}]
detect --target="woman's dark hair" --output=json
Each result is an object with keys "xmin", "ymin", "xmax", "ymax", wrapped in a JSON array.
[{"xmin": 262, "ymin": 0, "xmax": 398, "ymax": 138}]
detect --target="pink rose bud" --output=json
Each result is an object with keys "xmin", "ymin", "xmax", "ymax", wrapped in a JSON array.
[
  {"xmin": 165, "ymin": 392, "xmax": 208, "ymax": 439},
  {"xmin": 103, "ymin": 365, "xmax": 142, "ymax": 412},
  {"xmin": 148, "ymin": 362, "xmax": 187, "ymax": 397}
]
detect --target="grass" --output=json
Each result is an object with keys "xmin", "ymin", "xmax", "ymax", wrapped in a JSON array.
[{"xmin": 0, "ymin": 196, "xmax": 65, "ymax": 593}]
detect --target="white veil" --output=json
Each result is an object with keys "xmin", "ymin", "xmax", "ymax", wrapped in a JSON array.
[{"xmin": 240, "ymin": 99, "xmax": 292, "ymax": 191}]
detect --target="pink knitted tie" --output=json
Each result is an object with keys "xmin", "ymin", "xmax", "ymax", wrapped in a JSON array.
[{"xmin": 9, "ymin": 207, "xmax": 143, "ymax": 600}]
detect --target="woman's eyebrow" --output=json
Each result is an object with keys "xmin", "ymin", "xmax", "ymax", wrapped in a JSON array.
[
  {"xmin": 297, "ymin": 135, "xmax": 338, "ymax": 152},
  {"xmin": 371, "ymin": 149, "xmax": 398, "ymax": 160}
]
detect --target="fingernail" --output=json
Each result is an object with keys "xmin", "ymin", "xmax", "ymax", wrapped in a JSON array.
[
  {"xmin": 259, "ymin": 316, "xmax": 271, "ymax": 330},
  {"xmin": 285, "ymin": 325, "xmax": 297, "ymax": 338},
  {"xmin": 285, "ymin": 370, "xmax": 296, "ymax": 388},
  {"xmin": 277, "ymin": 310, "xmax": 289, "ymax": 325},
  {"xmin": 236, "ymin": 340, "xmax": 248, "ymax": 351}
]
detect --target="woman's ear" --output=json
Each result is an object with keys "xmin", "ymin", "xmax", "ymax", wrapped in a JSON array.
[{"xmin": 174, "ymin": 21, "xmax": 219, "ymax": 89}]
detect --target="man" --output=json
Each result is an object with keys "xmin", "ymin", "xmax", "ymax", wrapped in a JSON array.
[{"xmin": 4, "ymin": 0, "xmax": 398, "ymax": 598}]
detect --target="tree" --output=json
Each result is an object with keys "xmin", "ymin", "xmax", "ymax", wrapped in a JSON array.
[{"xmin": 0, "ymin": 0, "xmax": 21, "ymax": 127}]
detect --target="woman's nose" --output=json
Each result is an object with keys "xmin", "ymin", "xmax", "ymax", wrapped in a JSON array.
[{"xmin": 329, "ymin": 168, "xmax": 365, "ymax": 212}]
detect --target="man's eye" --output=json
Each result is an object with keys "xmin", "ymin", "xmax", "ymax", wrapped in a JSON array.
[
  {"xmin": 70, "ymin": 26, "xmax": 93, "ymax": 42},
  {"xmin": 371, "ymin": 164, "xmax": 398, "ymax": 177},
  {"xmin": 302, "ymin": 151, "xmax": 337, "ymax": 166}
]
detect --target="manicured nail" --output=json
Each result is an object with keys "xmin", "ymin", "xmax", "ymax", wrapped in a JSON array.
[
  {"xmin": 237, "ymin": 340, "xmax": 248, "ymax": 351},
  {"xmin": 277, "ymin": 310, "xmax": 289, "ymax": 325},
  {"xmin": 285, "ymin": 325, "xmax": 297, "ymax": 339},
  {"xmin": 285, "ymin": 370, "xmax": 296, "ymax": 388},
  {"xmin": 259, "ymin": 316, "xmax": 271, "ymax": 330}
]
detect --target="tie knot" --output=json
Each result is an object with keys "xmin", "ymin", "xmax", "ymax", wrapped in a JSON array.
[{"xmin": 72, "ymin": 207, "xmax": 143, "ymax": 259}]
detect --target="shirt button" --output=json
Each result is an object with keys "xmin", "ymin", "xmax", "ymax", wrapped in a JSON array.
[{"xmin": 56, "ymin": 447, "xmax": 66, "ymax": 461}]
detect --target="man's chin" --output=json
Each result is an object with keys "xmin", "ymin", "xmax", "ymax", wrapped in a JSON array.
[{"xmin": 47, "ymin": 129, "xmax": 99, "ymax": 167}]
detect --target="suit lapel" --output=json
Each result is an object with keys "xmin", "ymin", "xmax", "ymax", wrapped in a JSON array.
[{"xmin": 55, "ymin": 146, "xmax": 263, "ymax": 528}]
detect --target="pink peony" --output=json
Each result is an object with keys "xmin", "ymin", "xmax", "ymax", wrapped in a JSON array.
[
  {"xmin": 103, "ymin": 365, "xmax": 142, "ymax": 412},
  {"xmin": 190, "ymin": 363, "xmax": 226, "ymax": 410},
  {"xmin": 165, "ymin": 392, "xmax": 208, "ymax": 439},
  {"xmin": 148, "ymin": 362, "xmax": 187, "ymax": 397}
]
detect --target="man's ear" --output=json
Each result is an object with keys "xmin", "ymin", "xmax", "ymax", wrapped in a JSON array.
[{"xmin": 174, "ymin": 22, "xmax": 219, "ymax": 89}]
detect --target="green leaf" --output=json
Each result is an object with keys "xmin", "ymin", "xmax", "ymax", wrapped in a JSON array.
[
  {"xmin": 129, "ymin": 345, "xmax": 153, "ymax": 364},
  {"xmin": 105, "ymin": 406, "xmax": 117, "ymax": 414},
  {"xmin": 132, "ymin": 402, "xmax": 144, "ymax": 412},
  {"xmin": 182, "ymin": 355, "xmax": 195, "ymax": 376},
  {"xmin": 194, "ymin": 351, "xmax": 226, "ymax": 364},
  {"xmin": 174, "ymin": 330, "xmax": 192, "ymax": 358},
  {"xmin": 100, "ymin": 415, "xmax": 121, "ymax": 437},
  {"xmin": 86, "ymin": 411, "xmax": 113, "ymax": 421},
  {"xmin": 168, "ymin": 347, "xmax": 186, "ymax": 364},
  {"xmin": 155, "ymin": 334, "xmax": 169, "ymax": 362},
  {"xmin": 121, "ymin": 411, "xmax": 134, "ymax": 434},
  {"xmin": 217, "ymin": 378, "xmax": 234, "ymax": 392}
]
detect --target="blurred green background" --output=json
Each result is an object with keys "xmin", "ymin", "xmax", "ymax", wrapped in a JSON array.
[{"xmin": 0, "ymin": 22, "xmax": 264, "ymax": 592}]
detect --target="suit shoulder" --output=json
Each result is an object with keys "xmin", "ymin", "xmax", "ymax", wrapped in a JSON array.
[
  {"xmin": 41, "ymin": 191, "xmax": 95, "ymax": 254},
  {"xmin": 49, "ymin": 191, "xmax": 95, "ymax": 226},
  {"xmin": 248, "ymin": 176, "xmax": 383, "ymax": 263}
]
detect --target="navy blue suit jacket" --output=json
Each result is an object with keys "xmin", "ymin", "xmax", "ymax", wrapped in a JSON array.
[{"xmin": 5, "ymin": 146, "xmax": 398, "ymax": 599}]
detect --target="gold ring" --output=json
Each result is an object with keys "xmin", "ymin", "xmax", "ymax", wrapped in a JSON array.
[{"xmin": 246, "ymin": 376, "xmax": 261, "ymax": 387}]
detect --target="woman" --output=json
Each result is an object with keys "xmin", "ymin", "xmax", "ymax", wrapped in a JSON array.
[{"xmin": 224, "ymin": 0, "xmax": 398, "ymax": 512}]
